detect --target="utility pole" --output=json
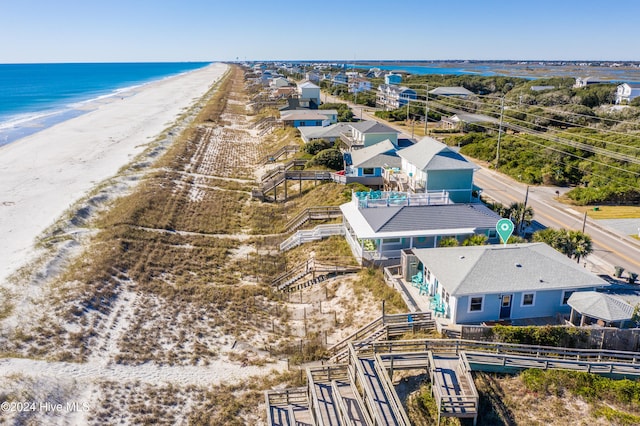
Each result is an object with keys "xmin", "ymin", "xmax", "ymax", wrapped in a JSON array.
[
  {"xmin": 520, "ymin": 185, "xmax": 529, "ymax": 235},
  {"xmin": 424, "ymin": 84, "xmax": 429, "ymax": 135},
  {"xmin": 582, "ymin": 211, "xmax": 587, "ymax": 233},
  {"xmin": 495, "ymin": 96, "xmax": 505, "ymax": 170}
]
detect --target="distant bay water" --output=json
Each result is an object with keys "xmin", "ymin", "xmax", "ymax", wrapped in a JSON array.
[{"xmin": 0, "ymin": 62, "xmax": 211, "ymax": 147}]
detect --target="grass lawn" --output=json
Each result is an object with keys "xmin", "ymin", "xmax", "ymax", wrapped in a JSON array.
[{"xmin": 574, "ymin": 205, "xmax": 640, "ymax": 219}]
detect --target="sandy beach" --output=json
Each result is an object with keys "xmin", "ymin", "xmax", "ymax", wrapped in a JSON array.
[{"xmin": 0, "ymin": 63, "xmax": 228, "ymax": 285}]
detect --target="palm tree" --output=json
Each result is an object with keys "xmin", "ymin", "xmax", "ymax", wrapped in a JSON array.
[
  {"xmin": 507, "ymin": 202, "xmax": 534, "ymax": 235},
  {"xmin": 533, "ymin": 228, "xmax": 593, "ymax": 262},
  {"xmin": 438, "ymin": 237, "xmax": 459, "ymax": 247},
  {"xmin": 567, "ymin": 230, "xmax": 593, "ymax": 263},
  {"xmin": 462, "ymin": 234, "xmax": 488, "ymax": 246}
]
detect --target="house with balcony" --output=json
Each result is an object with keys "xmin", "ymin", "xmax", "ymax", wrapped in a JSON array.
[
  {"xmin": 394, "ymin": 137, "xmax": 480, "ymax": 202},
  {"xmin": 385, "ymin": 73, "xmax": 403, "ymax": 85},
  {"xmin": 340, "ymin": 191, "xmax": 501, "ymax": 265},
  {"xmin": 402, "ymin": 243, "xmax": 610, "ymax": 324},
  {"xmin": 376, "ymin": 85, "xmax": 417, "ymax": 110},
  {"xmin": 280, "ymin": 109, "xmax": 337, "ymax": 128},
  {"xmin": 615, "ymin": 83, "xmax": 640, "ymax": 104},
  {"xmin": 297, "ymin": 81, "xmax": 321, "ymax": 109},
  {"xmin": 348, "ymin": 78, "xmax": 372, "ymax": 94},
  {"xmin": 297, "ymin": 122, "xmax": 352, "ymax": 144},
  {"xmin": 339, "ymin": 120, "xmax": 400, "ymax": 150},
  {"xmin": 342, "ymin": 139, "xmax": 400, "ymax": 188}
]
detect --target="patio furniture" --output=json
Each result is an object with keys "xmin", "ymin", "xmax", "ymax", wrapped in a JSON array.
[
  {"xmin": 411, "ymin": 271, "xmax": 423, "ymax": 287},
  {"xmin": 419, "ymin": 282, "xmax": 429, "ymax": 295}
]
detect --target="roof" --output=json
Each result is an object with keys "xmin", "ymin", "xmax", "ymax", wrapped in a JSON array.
[
  {"xmin": 350, "ymin": 139, "xmax": 400, "ymax": 169},
  {"xmin": 412, "ymin": 243, "xmax": 610, "ymax": 296},
  {"xmin": 298, "ymin": 123, "xmax": 352, "ymax": 141},
  {"xmin": 280, "ymin": 111, "xmax": 327, "ymax": 121},
  {"xmin": 429, "ymin": 86, "xmax": 474, "ymax": 96},
  {"xmin": 568, "ymin": 291, "xmax": 634, "ymax": 322},
  {"xmin": 397, "ymin": 137, "xmax": 477, "ymax": 171},
  {"xmin": 350, "ymin": 121, "xmax": 399, "ymax": 135},
  {"xmin": 449, "ymin": 113, "xmax": 500, "ymax": 124},
  {"xmin": 299, "ymin": 81, "xmax": 320, "ymax": 89},
  {"xmin": 340, "ymin": 202, "xmax": 501, "ymax": 240}
]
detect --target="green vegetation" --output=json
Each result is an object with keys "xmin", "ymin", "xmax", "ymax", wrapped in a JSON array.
[
  {"xmin": 533, "ymin": 228, "xmax": 593, "ymax": 262},
  {"xmin": 319, "ymin": 102, "xmax": 354, "ymax": 121},
  {"xmin": 490, "ymin": 325, "xmax": 589, "ymax": 347},
  {"xmin": 353, "ymin": 268, "xmax": 407, "ymax": 313},
  {"xmin": 305, "ymin": 148, "xmax": 343, "ymax": 170}
]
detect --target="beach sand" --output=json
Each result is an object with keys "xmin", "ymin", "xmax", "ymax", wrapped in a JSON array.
[{"xmin": 0, "ymin": 63, "xmax": 228, "ymax": 285}]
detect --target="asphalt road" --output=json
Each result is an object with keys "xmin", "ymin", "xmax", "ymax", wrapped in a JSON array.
[
  {"xmin": 474, "ymin": 168, "xmax": 640, "ymax": 276},
  {"xmin": 324, "ymin": 92, "xmax": 640, "ymax": 277}
]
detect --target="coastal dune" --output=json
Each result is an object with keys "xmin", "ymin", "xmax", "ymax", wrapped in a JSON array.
[{"xmin": 0, "ymin": 63, "xmax": 229, "ymax": 285}]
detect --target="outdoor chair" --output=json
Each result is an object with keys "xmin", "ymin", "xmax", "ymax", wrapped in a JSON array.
[{"xmin": 411, "ymin": 271, "xmax": 423, "ymax": 287}]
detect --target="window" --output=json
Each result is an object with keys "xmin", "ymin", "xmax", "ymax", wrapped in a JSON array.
[
  {"xmin": 382, "ymin": 238, "xmax": 400, "ymax": 244},
  {"xmin": 469, "ymin": 296, "xmax": 483, "ymax": 312},
  {"xmin": 522, "ymin": 292, "xmax": 535, "ymax": 306},
  {"xmin": 362, "ymin": 168, "xmax": 374, "ymax": 175},
  {"xmin": 562, "ymin": 291, "xmax": 574, "ymax": 305}
]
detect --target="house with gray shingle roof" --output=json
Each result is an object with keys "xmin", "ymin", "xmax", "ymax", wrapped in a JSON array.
[
  {"xmin": 339, "ymin": 120, "xmax": 400, "ymax": 150},
  {"xmin": 340, "ymin": 193, "xmax": 501, "ymax": 264},
  {"xmin": 395, "ymin": 137, "xmax": 479, "ymax": 202},
  {"xmin": 342, "ymin": 139, "xmax": 400, "ymax": 187},
  {"xmin": 405, "ymin": 243, "xmax": 609, "ymax": 324},
  {"xmin": 429, "ymin": 86, "xmax": 474, "ymax": 97}
]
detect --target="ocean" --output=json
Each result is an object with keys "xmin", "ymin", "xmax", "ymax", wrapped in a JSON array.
[{"xmin": 0, "ymin": 62, "xmax": 211, "ymax": 147}]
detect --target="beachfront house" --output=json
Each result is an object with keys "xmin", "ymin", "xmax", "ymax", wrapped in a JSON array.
[
  {"xmin": 280, "ymin": 109, "xmax": 337, "ymax": 128},
  {"xmin": 393, "ymin": 137, "xmax": 480, "ymax": 202},
  {"xmin": 615, "ymin": 83, "xmax": 640, "ymax": 104},
  {"xmin": 403, "ymin": 243, "xmax": 610, "ymax": 324},
  {"xmin": 342, "ymin": 139, "xmax": 400, "ymax": 188},
  {"xmin": 339, "ymin": 121, "xmax": 400, "ymax": 150},
  {"xmin": 376, "ymin": 85, "xmax": 417, "ymax": 110},
  {"xmin": 340, "ymin": 192, "xmax": 501, "ymax": 265},
  {"xmin": 297, "ymin": 81, "xmax": 321, "ymax": 109},
  {"xmin": 298, "ymin": 122, "xmax": 352, "ymax": 144}
]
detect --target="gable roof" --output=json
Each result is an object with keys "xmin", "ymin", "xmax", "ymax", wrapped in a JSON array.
[
  {"xmin": 450, "ymin": 113, "xmax": 500, "ymax": 124},
  {"xmin": 350, "ymin": 121, "xmax": 399, "ymax": 135},
  {"xmin": 412, "ymin": 243, "xmax": 609, "ymax": 296},
  {"xmin": 350, "ymin": 139, "xmax": 400, "ymax": 169},
  {"xmin": 298, "ymin": 122, "xmax": 352, "ymax": 141},
  {"xmin": 397, "ymin": 137, "xmax": 477, "ymax": 171},
  {"xmin": 299, "ymin": 81, "xmax": 320, "ymax": 89},
  {"xmin": 355, "ymin": 203, "xmax": 499, "ymax": 234},
  {"xmin": 429, "ymin": 86, "xmax": 474, "ymax": 96},
  {"xmin": 568, "ymin": 291, "xmax": 634, "ymax": 322}
]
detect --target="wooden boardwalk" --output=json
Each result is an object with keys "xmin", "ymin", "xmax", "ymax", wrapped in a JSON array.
[{"xmin": 267, "ymin": 322, "xmax": 640, "ymax": 425}]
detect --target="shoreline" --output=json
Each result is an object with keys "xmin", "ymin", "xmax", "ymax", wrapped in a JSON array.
[
  {"xmin": 0, "ymin": 62, "xmax": 229, "ymax": 285},
  {"xmin": 0, "ymin": 62, "xmax": 213, "ymax": 147}
]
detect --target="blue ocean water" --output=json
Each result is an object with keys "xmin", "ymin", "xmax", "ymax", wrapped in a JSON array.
[{"xmin": 0, "ymin": 62, "xmax": 211, "ymax": 146}]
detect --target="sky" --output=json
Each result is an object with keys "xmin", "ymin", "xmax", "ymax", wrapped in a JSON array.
[{"xmin": 1, "ymin": 0, "xmax": 639, "ymax": 63}]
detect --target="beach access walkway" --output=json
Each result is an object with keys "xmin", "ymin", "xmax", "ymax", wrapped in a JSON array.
[{"xmin": 267, "ymin": 312, "xmax": 640, "ymax": 426}]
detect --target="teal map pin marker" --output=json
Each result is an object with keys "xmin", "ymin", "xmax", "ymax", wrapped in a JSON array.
[{"xmin": 496, "ymin": 218, "xmax": 514, "ymax": 245}]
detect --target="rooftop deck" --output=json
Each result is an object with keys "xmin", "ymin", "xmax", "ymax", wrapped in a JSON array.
[{"xmin": 351, "ymin": 190, "xmax": 451, "ymax": 209}]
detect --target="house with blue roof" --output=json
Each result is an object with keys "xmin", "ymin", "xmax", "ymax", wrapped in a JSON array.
[{"xmin": 403, "ymin": 243, "xmax": 609, "ymax": 324}]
